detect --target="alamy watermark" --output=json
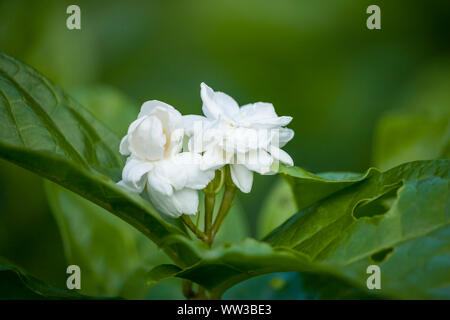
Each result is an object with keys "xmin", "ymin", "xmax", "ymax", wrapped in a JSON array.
[
  {"xmin": 66, "ymin": 265, "xmax": 81, "ymax": 290},
  {"xmin": 66, "ymin": 5, "xmax": 81, "ymax": 30},
  {"xmin": 366, "ymin": 265, "xmax": 381, "ymax": 290},
  {"xmin": 366, "ymin": 5, "xmax": 381, "ymax": 30}
]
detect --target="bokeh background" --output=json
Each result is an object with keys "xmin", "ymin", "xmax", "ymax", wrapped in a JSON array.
[{"xmin": 0, "ymin": 0, "xmax": 449, "ymax": 298}]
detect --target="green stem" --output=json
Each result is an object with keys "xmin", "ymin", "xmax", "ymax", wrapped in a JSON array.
[
  {"xmin": 210, "ymin": 180, "xmax": 236, "ymax": 242},
  {"xmin": 182, "ymin": 280, "xmax": 195, "ymax": 299},
  {"xmin": 195, "ymin": 286, "xmax": 207, "ymax": 299},
  {"xmin": 181, "ymin": 215, "xmax": 207, "ymax": 241},
  {"xmin": 181, "ymin": 167, "xmax": 237, "ymax": 299},
  {"xmin": 213, "ymin": 168, "xmax": 225, "ymax": 194},
  {"xmin": 204, "ymin": 180, "xmax": 216, "ymax": 239},
  {"xmin": 204, "ymin": 194, "xmax": 215, "ymax": 237},
  {"xmin": 195, "ymin": 206, "xmax": 201, "ymax": 229}
]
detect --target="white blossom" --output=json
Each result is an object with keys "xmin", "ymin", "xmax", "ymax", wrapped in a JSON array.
[
  {"xmin": 184, "ymin": 83, "xmax": 294, "ymax": 193},
  {"xmin": 118, "ymin": 100, "xmax": 214, "ymax": 218}
]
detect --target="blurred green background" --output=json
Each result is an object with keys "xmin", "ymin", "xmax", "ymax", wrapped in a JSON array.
[{"xmin": 0, "ymin": 0, "xmax": 449, "ymax": 297}]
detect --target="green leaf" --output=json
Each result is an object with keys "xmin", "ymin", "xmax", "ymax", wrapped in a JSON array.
[
  {"xmin": 224, "ymin": 272, "xmax": 376, "ymax": 300},
  {"xmin": 156, "ymin": 160, "xmax": 449, "ymax": 299},
  {"xmin": 0, "ymin": 258, "xmax": 101, "ymax": 299},
  {"xmin": 44, "ymin": 181, "xmax": 173, "ymax": 298},
  {"xmin": 46, "ymin": 85, "xmax": 179, "ymax": 298},
  {"xmin": 0, "ymin": 53, "xmax": 189, "ymax": 265},
  {"xmin": 266, "ymin": 159, "xmax": 450, "ymax": 299},
  {"xmin": 278, "ymin": 164, "xmax": 376, "ymax": 211},
  {"xmin": 257, "ymin": 177, "xmax": 297, "ymax": 238},
  {"xmin": 139, "ymin": 238, "xmax": 313, "ymax": 299},
  {"xmin": 147, "ymin": 264, "xmax": 182, "ymax": 285}
]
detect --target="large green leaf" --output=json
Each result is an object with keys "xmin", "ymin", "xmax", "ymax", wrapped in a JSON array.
[
  {"xmin": 0, "ymin": 258, "xmax": 99, "ymax": 300},
  {"xmin": 45, "ymin": 181, "xmax": 175, "ymax": 298},
  {"xmin": 147, "ymin": 238, "xmax": 314, "ymax": 299},
  {"xmin": 150, "ymin": 160, "xmax": 449, "ymax": 299},
  {"xmin": 44, "ymin": 85, "xmax": 183, "ymax": 299},
  {"xmin": 257, "ymin": 177, "xmax": 298, "ymax": 238},
  {"xmin": 255, "ymin": 178, "xmax": 372, "ymax": 299},
  {"xmin": 278, "ymin": 165, "xmax": 376, "ymax": 211},
  {"xmin": 223, "ymin": 272, "xmax": 375, "ymax": 300},
  {"xmin": 0, "ymin": 53, "xmax": 189, "ymax": 265},
  {"xmin": 268, "ymin": 159, "xmax": 450, "ymax": 299}
]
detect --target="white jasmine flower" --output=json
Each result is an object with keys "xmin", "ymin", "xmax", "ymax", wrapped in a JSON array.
[
  {"xmin": 184, "ymin": 83, "xmax": 294, "ymax": 193},
  {"xmin": 118, "ymin": 100, "xmax": 214, "ymax": 218}
]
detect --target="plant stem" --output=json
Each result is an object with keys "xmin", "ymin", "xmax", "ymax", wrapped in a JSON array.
[
  {"xmin": 193, "ymin": 286, "xmax": 207, "ymax": 299},
  {"xmin": 213, "ymin": 168, "xmax": 225, "ymax": 194},
  {"xmin": 181, "ymin": 215, "xmax": 208, "ymax": 241},
  {"xmin": 210, "ymin": 176, "xmax": 236, "ymax": 242},
  {"xmin": 182, "ymin": 280, "xmax": 195, "ymax": 299},
  {"xmin": 204, "ymin": 195, "xmax": 215, "ymax": 238},
  {"xmin": 180, "ymin": 167, "xmax": 237, "ymax": 299},
  {"xmin": 204, "ymin": 180, "xmax": 216, "ymax": 240},
  {"xmin": 182, "ymin": 281, "xmax": 208, "ymax": 299}
]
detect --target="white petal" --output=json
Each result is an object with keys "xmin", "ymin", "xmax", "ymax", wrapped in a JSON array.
[
  {"xmin": 149, "ymin": 105, "xmax": 183, "ymax": 134},
  {"xmin": 230, "ymin": 164, "xmax": 253, "ymax": 193},
  {"xmin": 171, "ymin": 188, "xmax": 199, "ymax": 216},
  {"xmin": 201, "ymin": 146, "xmax": 231, "ymax": 171},
  {"xmin": 147, "ymin": 153, "xmax": 214, "ymax": 199},
  {"xmin": 138, "ymin": 101, "xmax": 184, "ymax": 155},
  {"xmin": 171, "ymin": 152, "xmax": 215, "ymax": 189},
  {"xmin": 138, "ymin": 100, "xmax": 177, "ymax": 119},
  {"xmin": 165, "ymin": 127, "xmax": 184, "ymax": 157},
  {"xmin": 118, "ymin": 157, "xmax": 153, "ymax": 193},
  {"xmin": 142, "ymin": 104, "xmax": 184, "ymax": 157},
  {"xmin": 147, "ymin": 188, "xmax": 179, "ymax": 218},
  {"xmin": 272, "ymin": 116, "xmax": 293, "ymax": 127},
  {"xmin": 117, "ymin": 180, "xmax": 135, "ymax": 191},
  {"xmin": 239, "ymin": 102, "xmax": 292, "ymax": 128},
  {"xmin": 256, "ymin": 128, "xmax": 273, "ymax": 149},
  {"xmin": 147, "ymin": 187, "xmax": 199, "ymax": 218},
  {"xmin": 245, "ymin": 149, "xmax": 274, "ymax": 174},
  {"xmin": 271, "ymin": 128, "xmax": 294, "ymax": 148},
  {"xmin": 221, "ymin": 127, "xmax": 250, "ymax": 153},
  {"xmin": 239, "ymin": 102, "xmax": 277, "ymax": 119},
  {"xmin": 200, "ymin": 82, "xmax": 239, "ymax": 121},
  {"xmin": 183, "ymin": 115, "xmax": 208, "ymax": 136},
  {"xmin": 147, "ymin": 166, "xmax": 174, "ymax": 196},
  {"xmin": 152, "ymin": 158, "xmax": 188, "ymax": 191},
  {"xmin": 186, "ymin": 119, "xmax": 215, "ymax": 153},
  {"xmin": 269, "ymin": 146, "xmax": 294, "ymax": 166},
  {"xmin": 126, "ymin": 116, "xmax": 146, "ymax": 135},
  {"xmin": 129, "ymin": 115, "xmax": 165, "ymax": 161},
  {"xmin": 119, "ymin": 135, "xmax": 130, "ymax": 155}
]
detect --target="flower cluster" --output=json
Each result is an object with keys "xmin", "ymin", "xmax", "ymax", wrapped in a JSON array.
[{"xmin": 118, "ymin": 83, "xmax": 294, "ymax": 218}]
